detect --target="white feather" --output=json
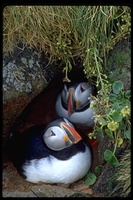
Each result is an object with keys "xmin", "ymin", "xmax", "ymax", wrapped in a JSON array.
[
  {"xmin": 56, "ymin": 94, "xmax": 95, "ymax": 127},
  {"xmin": 22, "ymin": 144, "xmax": 91, "ymax": 184}
]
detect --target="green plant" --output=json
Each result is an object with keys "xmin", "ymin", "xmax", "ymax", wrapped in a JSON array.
[
  {"xmin": 84, "ymin": 165, "xmax": 103, "ymax": 186},
  {"xmin": 3, "ymin": 6, "xmax": 131, "ymax": 82},
  {"xmin": 82, "ymin": 6, "xmax": 131, "ymax": 87},
  {"xmin": 89, "ymin": 80, "xmax": 131, "ymax": 166},
  {"xmin": 110, "ymin": 149, "xmax": 131, "ymax": 197},
  {"xmin": 84, "ymin": 172, "xmax": 97, "ymax": 186}
]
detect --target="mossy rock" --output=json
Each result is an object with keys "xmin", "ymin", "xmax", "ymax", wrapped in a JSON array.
[{"xmin": 105, "ymin": 36, "xmax": 131, "ymax": 91}]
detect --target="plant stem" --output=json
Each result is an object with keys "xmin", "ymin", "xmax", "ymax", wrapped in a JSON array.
[
  {"xmin": 94, "ymin": 51, "xmax": 104, "ymax": 90},
  {"xmin": 113, "ymin": 130, "xmax": 119, "ymax": 155}
]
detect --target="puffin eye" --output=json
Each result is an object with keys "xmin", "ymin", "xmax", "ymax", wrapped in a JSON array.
[
  {"xmin": 80, "ymin": 85, "xmax": 85, "ymax": 93},
  {"xmin": 51, "ymin": 131, "xmax": 56, "ymax": 136}
]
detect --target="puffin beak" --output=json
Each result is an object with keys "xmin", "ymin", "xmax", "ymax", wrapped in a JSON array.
[
  {"xmin": 68, "ymin": 89, "xmax": 81, "ymax": 116},
  {"xmin": 68, "ymin": 89, "xmax": 76, "ymax": 116},
  {"xmin": 61, "ymin": 122, "xmax": 82, "ymax": 144}
]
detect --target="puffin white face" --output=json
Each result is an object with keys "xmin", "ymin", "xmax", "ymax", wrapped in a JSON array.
[
  {"xmin": 43, "ymin": 118, "xmax": 82, "ymax": 151},
  {"xmin": 75, "ymin": 82, "xmax": 93, "ymax": 109},
  {"xmin": 61, "ymin": 82, "xmax": 94, "ymax": 116}
]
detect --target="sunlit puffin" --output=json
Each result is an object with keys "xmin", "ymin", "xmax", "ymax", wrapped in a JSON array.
[
  {"xmin": 6, "ymin": 117, "xmax": 92, "ymax": 184},
  {"xmin": 55, "ymin": 81, "xmax": 96, "ymax": 129}
]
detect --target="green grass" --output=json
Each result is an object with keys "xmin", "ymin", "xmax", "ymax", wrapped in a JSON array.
[
  {"xmin": 111, "ymin": 149, "xmax": 131, "ymax": 197},
  {"xmin": 3, "ymin": 6, "xmax": 131, "ymax": 85}
]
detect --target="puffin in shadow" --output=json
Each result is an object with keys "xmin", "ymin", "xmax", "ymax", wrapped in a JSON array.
[
  {"xmin": 5, "ymin": 117, "xmax": 92, "ymax": 184},
  {"xmin": 55, "ymin": 81, "xmax": 96, "ymax": 129}
]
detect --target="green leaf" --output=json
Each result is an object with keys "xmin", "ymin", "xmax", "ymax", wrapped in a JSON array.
[
  {"xmin": 104, "ymin": 150, "xmax": 119, "ymax": 166},
  {"xmin": 109, "ymin": 93, "xmax": 117, "ymax": 101},
  {"xmin": 125, "ymin": 130, "xmax": 131, "ymax": 140},
  {"xmin": 84, "ymin": 172, "xmax": 97, "ymax": 186},
  {"xmin": 111, "ymin": 102, "xmax": 120, "ymax": 110},
  {"xmin": 105, "ymin": 129, "xmax": 114, "ymax": 139},
  {"xmin": 112, "ymin": 81, "xmax": 123, "ymax": 94},
  {"xmin": 68, "ymin": 60, "xmax": 72, "ymax": 71},
  {"xmin": 95, "ymin": 165, "xmax": 103, "ymax": 176},
  {"xmin": 119, "ymin": 121, "xmax": 125, "ymax": 130},
  {"xmin": 119, "ymin": 102, "xmax": 130, "ymax": 112},
  {"xmin": 125, "ymin": 100, "xmax": 131, "ymax": 108},
  {"xmin": 112, "ymin": 111, "xmax": 122, "ymax": 122},
  {"xmin": 99, "ymin": 117, "xmax": 107, "ymax": 126},
  {"xmin": 106, "ymin": 109, "xmax": 111, "ymax": 115},
  {"xmin": 117, "ymin": 138, "xmax": 123, "ymax": 147},
  {"xmin": 125, "ymin": 90, "xmax": 131, "ymax": 98},
  {"xmin": 97, "ymin": 127, "xmax": 103, "ymax": 135}
]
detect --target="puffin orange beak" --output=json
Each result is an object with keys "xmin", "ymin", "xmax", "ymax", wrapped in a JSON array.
[
  {"xmin": 68, "ymin": 89, "xmax": 81, "ymax": 117},
  {"xmin": 61, "ymin": 122, "xmax": 82, "ymax": 144}
]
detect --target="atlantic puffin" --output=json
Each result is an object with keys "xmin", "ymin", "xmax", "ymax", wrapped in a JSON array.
[
  {"xmin": 6, "ymin": 117, "xmax": 92, "ymax": 184},
  {"xmin": 55, "ymin": 81, "xmax": 96, "ymax": 129}
]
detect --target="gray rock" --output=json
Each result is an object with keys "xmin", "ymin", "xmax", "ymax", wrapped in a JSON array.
[
  {"xmin": 21, "ymin": 57, "xmax": 27, "ymax": 65},
  {"xmin": 3, "ymin": 70, "xmax": 7, "ymax": 78},
  {"xmin": 31, "ymin": 74, "xmax": 36, "ymax": 80},
  {"xmin": 27, "ymin": 82, "xmax": 32, "ymax": 90},
  {"xmin": 6, "ymin": 78, "xmax": 10, "ymax": 84},
  {"xmin": 9, "ymin": 78, "xmax": 13, "ymax": 83},
  {"xmin": 7, "ymin": 72, "xmax": 11, "ymax": 78},
  {"xmin": 2, "ymin": 191, "xmax": 37, "ymax": 197},
  {"xmin": 36, "ymin": 60, "xmax": 40, "ymax": 68},
  {"xmin": 3, "ymin": 86, "xmax": 7, "ymax": 91},
  {"xmin": 28, "ymin": 59, "xmax": 34, "ymax": 68},
  {"xmin": 31, "ymin": 184, "xmax": 87, "ymax": 197}
]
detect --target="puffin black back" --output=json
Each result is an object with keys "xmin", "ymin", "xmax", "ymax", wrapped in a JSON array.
[{"xmin": 5, "ymin": 125, "xmax": 47, "ymax": 167}]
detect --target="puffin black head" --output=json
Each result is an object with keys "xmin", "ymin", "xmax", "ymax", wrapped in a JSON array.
[{"xmin": 43, "ymin": 118, "xmax": 82, "ymax": 151}]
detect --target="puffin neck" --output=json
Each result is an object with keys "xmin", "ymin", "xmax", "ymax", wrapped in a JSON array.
[
  {"xmin": 61, "ymin": 96, "xmax": 90, "ymax": 113},
  {"xmin": 50, "ymin": 141, "xmax": 86, "ymax": 160}
]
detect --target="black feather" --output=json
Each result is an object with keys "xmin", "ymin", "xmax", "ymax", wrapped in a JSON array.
[{"xmin": 5, "ymin": 123, "xmax": 86, "ymax": 173}]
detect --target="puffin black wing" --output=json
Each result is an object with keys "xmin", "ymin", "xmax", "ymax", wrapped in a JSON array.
[
  {"xmin": 5, "ymin": 123, "xmax": 87, "ymax": 165},
  {"xmin": 5, "ymin": 125, "xmax": 51, "ymax": 169}
]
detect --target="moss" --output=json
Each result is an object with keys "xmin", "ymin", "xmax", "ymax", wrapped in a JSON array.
[{"xmin": 105, "ymin": 37, "xmax": 131, "ymax": 90}]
